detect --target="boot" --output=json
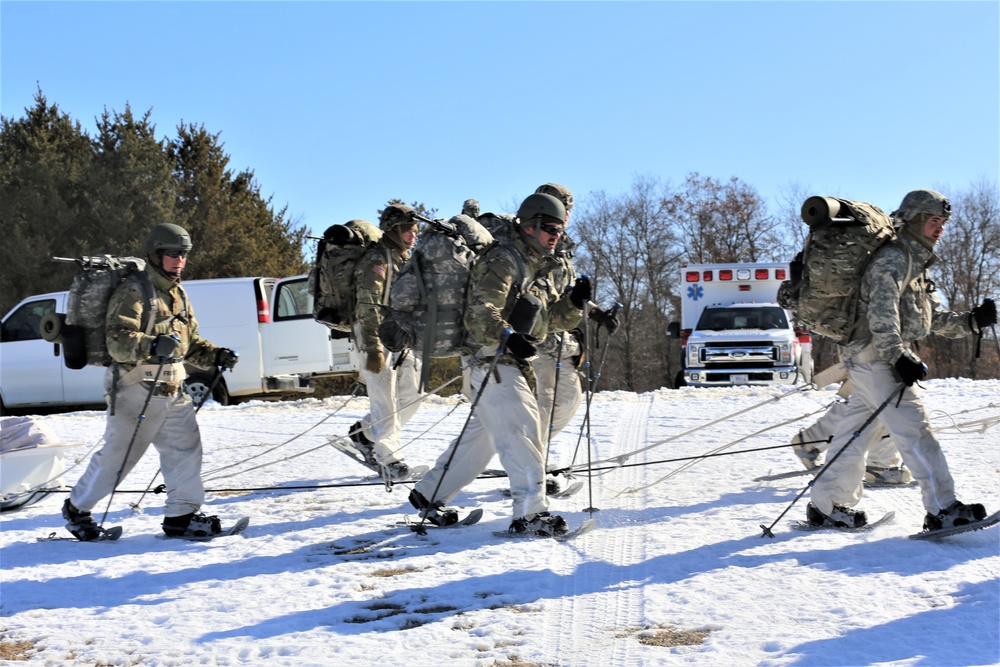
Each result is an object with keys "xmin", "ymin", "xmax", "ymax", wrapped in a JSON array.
[
  {"xmin": 62, "ymin": 498, "xmax": 103, "ymax": 541},
  {"xmin": 508, "ymin": 512, "xmax": 569, "ymax": 537},
  {"xmin": 163, "ymin": 512, "xmax": 222, "ymax": 538},
  {"xmin": 806, "ymin": 502, "xmax": 868, "ymax": 528},
  {"xmin": 380, "ymin": 460, "xmax": 411, "ymax": 482},
  {"xmin": 408, "ymin": 489, "xmax": 458, "ymax": 527},
  {"xmin": 791, "ymin": 433, "xmax": 823, "ymax": 471},
  {"xmin": 923, "ymin": 500, "xmax": 987, "ymax": 531},
  {"xmin": 346, "ymin": 421, "xmax": 377, "ymax": 466},
  {"xmin": 865, "ymin": 465, "xmax": 913, "ymax": 485}
]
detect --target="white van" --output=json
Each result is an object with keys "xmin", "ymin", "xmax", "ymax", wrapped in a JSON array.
[{"xmin": 0, "ymin": 274, "xmax": 358, "ymax": 413}]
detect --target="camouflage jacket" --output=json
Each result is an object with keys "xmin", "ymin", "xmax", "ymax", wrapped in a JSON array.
[
  {"xmin": 844, "ymin": 228, "xmax": 973, "ymax": 363},
  {"xmin": 536, "ymin": 235, "xmax": 583, "ymax": 359},
  {"xmin": 106, "ymin": 264, "xmax": 219, "ymax": 375},
  {"xmin": 464, "ymin": 233, "xmax": 582, "ymax": 367},
  {"xmin": 354, "ymin": 240, "xmax": 408, "ymax": 353}
]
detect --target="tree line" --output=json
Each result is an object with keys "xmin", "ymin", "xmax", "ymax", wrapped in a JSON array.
[
  {"xmin": 3, "ymin": 91, "xmax": 997, "ymax": 392},
  {"xmin": 0, "ymin": 90, "xmax": 309, "ymax": 318}
]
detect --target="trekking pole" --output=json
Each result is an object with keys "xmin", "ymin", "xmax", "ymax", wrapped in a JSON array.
[
  {"xmin": 410, "ymin": 330, "xmax": 511, "ymax": 535},
  {"xmin": 542, "ymin": 333, "xmax": 565, "ymax": 483},
  {"xmin": 579, "ymin": 304, "xmax": 599, "ymax": 514},
  {"xmin": 759, "ymin": 382, "xmax": 905, "ymax": 538},
  {"xmin": 98, "ymin": 358, "xmax": 168, "ymax": 527},
  {"xmin": 130, "ymin": 365, "xmax": 228, "ymax": 513},
  {"xmin": 993, "ymin": 324, "xmax": 1000, "ymax": 366},
  {"xmin": 569, "ymin": 302, "xmax": 622, "ymax": 469}
]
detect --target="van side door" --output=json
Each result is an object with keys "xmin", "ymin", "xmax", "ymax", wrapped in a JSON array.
[{"xmin": 264, "ymin": 276, "xmax": 340, "ymax": 376}]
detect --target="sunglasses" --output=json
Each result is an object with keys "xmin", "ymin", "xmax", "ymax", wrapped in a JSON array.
[
  {"xmin": 162, "ymin": 249, "xmax": 189, "ymax": 259},
  {"xmin": 539, "ymin": 223, "xmax": 565, "ymax": 237}
]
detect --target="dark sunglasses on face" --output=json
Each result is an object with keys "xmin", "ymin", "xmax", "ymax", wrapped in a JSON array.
[
  {"xmin": 539, "ymin": 223, "xmax": 564, "ymax": 237},
  {"xmin": 162, "ymin": 249, "xmax": 189, "ymax": 259}
]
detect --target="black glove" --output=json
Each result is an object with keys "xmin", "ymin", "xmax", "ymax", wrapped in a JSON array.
[
  {"xmin": 590, "ymin": 307, "xmax": 620, "ymax": 335},
  {"xmin": 505, "ymin": 332, "xmax": 538, "ymax": 361},
  {"xmin": 216, "ymin": 348, "xmax": 239, "ymax": 370},
  {"xmin": 569, "ymin": 276, "xmax": 592, "ymax": 309},
  {"xmin": 971, "ymin": 297, "xmax": 997, "ymax": 329},
  {"xmin": 151, "ymin": 334, "xmax": 181, "ymax": 360},
  {"xmin": 894, "ymin": 355, "xmax": 927, "ymax": 387}
]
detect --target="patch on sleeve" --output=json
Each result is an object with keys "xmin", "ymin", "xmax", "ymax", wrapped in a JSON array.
[{"xmin": 372, "ymin": 265, "xmax": 386, "ymax": 279}]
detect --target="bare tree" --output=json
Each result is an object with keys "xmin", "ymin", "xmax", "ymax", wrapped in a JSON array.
[
  {"xmin": 574, "ymin": 176, "xmax": 683, "ymax": 391},
  {"xmin": 925, "ymin": 179, "xmax": 1000, "ymax": 379},
  {"xmin": 662, "ymin": 173, "xmax": 785, "ymax": 263}
]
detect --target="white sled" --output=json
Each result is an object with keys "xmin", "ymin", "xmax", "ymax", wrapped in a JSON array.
[{"xmin": 1, "ymin": 416, "xmax": 80, "ymax": 511}]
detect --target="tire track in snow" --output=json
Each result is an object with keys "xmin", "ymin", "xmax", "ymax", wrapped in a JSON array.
[{"xmin": 543, "ymin": 394, "xmax": 655, "ymax": 666}]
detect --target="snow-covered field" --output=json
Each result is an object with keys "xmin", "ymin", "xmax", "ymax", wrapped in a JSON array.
[{"xmin": 2, "ymin": 378, "xmax": 998, "ymax": 667}]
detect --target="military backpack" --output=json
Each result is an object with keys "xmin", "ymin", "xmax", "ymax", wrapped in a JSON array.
[
  {"xmin": 778, "ymin": 196, "xmax": 899, "ymax": 345},
  {"xmin": 42, "ymin": 255, "xmax": 157, "ymax": 369},
  {"xmin": 308, "ymin": 219, "xmax": 382, "ymax": 336}
]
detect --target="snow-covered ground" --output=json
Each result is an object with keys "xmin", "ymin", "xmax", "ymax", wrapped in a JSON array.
[{"xmin": 2, "ymin": 378, "xmax": 998, "ymax": 667}]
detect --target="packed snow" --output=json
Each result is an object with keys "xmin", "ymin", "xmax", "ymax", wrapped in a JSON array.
[{"xmin": 2, "ymin": 378, "xmax": 998, "ymax": 666}]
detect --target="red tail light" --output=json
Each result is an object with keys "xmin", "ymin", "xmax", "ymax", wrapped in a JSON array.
[{"xmin": 257, "ymin": 299, "xmax": 271, "ymax": 323}]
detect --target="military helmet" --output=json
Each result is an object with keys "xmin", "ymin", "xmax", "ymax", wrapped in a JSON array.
[
  {"xmin": 379, "ymin": 203, "xmax": 416, "ymax": 232},
  {"xmin": 534, "ymin": 183, "xmax": 574, "ymax": 211},
  {"xmin": 143, "ymin": 223, "xmax": 192, "ymax": 255},
  {"xmin": 891, "ymin": 189, "xmax": 951, "ymax": 222},
  {"xmin": 516, "ymin": 193, "xmax": 566, "ymax": 224},
  {"xmin": 462, "ymin": 198, "xmax": 480, "ymax": 218}
]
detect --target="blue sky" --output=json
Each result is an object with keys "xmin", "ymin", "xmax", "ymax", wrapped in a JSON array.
[{"xmin": 2, "ymin": 1, "xmax": 997, "ymax": 239}]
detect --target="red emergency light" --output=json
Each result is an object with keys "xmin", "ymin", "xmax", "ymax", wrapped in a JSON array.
[
  {"xmin": 719, "ymin": 270, "xmax": 733, "ymax": 280},
  {"xmin": 685, "ymin": 271, "xmax": 700, "ymax": 282},
  {"xmin": 755, "ymin": 269, "xmax": 769, "ymax": 280}
]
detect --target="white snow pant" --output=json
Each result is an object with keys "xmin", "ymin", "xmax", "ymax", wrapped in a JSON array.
[
  {"xmin": 415, "ymin": 358, "xmax": 548, "ymax": 520},
  {"xmin": 357, "ymin": 344, "xmax": 423, "ymax": 465},
  {"xmin": 71, "ymin": 369, "xmax": 205, "ymax": 519},
  {"xmin": 798, "ymin": 399, "xmax": 901, "ymax": 468},
  {"xmin": 531, "ymin": 352, "xmax": 583, "ymax": 460},
  {"xmin": 811, "ymin": 357, "xmax": 957, "ymax": 516}
]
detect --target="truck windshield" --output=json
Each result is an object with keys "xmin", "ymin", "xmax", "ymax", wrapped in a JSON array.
[{"xmin": 696, "ymin": 306, "xmax": 788, "ymax": 331}]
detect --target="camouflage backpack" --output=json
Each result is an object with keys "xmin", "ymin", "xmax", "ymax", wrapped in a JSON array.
[
  {"xmin": 308, "ymin": 219, "xmax": 382, "ymax": 335},
  {"xmin": 379, "ymin": 214, "xmax": 497, "ymax": 390},
  {"xmin": 778, "ymin": 196, "xmax": 898, "ymax": 344},
  {"xmin": 48, "ymin": 255, "xmax": 157, "ymax": 369}
]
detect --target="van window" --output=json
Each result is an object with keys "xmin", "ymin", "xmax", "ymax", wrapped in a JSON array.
[
  {"xmin": 274, "ymin": 279, "xmax": 314, "ymax": 321},
  {"xmin": 2, "ymin": 299, "xmax": 56, "ymax": 342}
]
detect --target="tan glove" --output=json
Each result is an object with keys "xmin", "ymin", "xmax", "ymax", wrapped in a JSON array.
[{"xmin": 365, "ymin": 349, "xmax": 385, "ymax": 374}]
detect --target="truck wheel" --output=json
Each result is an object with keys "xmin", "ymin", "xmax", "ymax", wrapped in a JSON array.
[
  {"xmin": 673, "ymin": 371, "xmax": 686, "ymax": 389},
  {"xmin": 184, "ymin": 372, "xmax": 230, "ymax": 407}
]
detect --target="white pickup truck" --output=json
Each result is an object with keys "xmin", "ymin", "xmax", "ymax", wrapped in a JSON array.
[
  {"xmin": 0, "ymin": 274, "xmax": 358, "ymax": 413},
  {"xmin": 668, "ymin": 263, "xmax": 812, "ymax": 387}
]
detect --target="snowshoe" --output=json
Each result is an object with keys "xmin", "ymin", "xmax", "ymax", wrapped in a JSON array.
[
  {"xmin": 923, "ymin": 500, "xmax": 987, "ymax": 532},
  {"xmin": 508, "ymin": 512, "xmax": 569, "ymax": 537},
  {"xmin": 408, "ymin": 489, "xmax": 459, "ymax": 527},
  {"xmin": 806, "ymin": 502, "xmax": 868, "ymax": 529}
]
